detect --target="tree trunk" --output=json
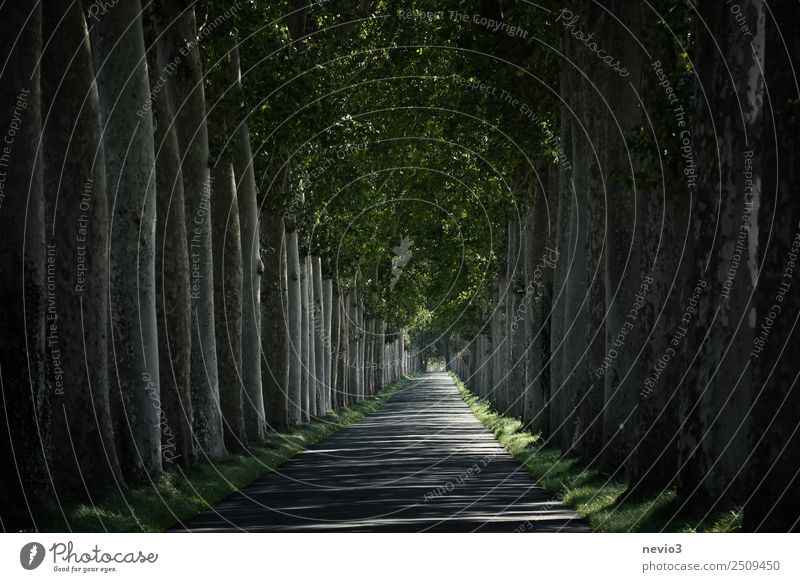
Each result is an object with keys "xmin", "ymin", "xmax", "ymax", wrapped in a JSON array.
[
  {"xmin": 286, "ymin": 230, "xmax": 303, "ymax": 424},
  {"xmin": 593, "ymin": 0, "xmax": 648, "ymax": 473},
  {"xmin": 260, "ymin": 214, "xmax": 289, "ymax": 430},
  {"xmin": 0, "ymin": 1, "xmax": 51, "ymax": 523},
  {"xmin": 680, "ymin": 0, "xmax": 764, "ymax": 504},
  {"xmin": 746, "ymin": 0, "xmax": 800, "ymax": 530},
  {"xmin": 143, "ymin": 3, "xmax": 194, "ymax": 468},
  {"xmin": 507, "ymin": 215, "xmax": 526, "ymax": 419},
  {"xmin": 626, "ymin": 12, "xmax": 688, "ymax": 497},
  {"xmin": 312, "ymin": 257, "xmax": 326, "ymax": 413},
  {"xmin": 490, "ymin": 283, "xmax": 503, "ymax": 410},
  {"xmin": 524, "ymin": 168, "xmax": 556, "ymax": 437},
  {"xmin": 42, "ymin": 0, "xmax": 125, "ymax": 493},
  {"xmin": 337, "ymin": 290, "xmax": 350, "ymax": 407},
  {"xmin": 347, "ymin": 290, "xmax": 360, "ymax": 402},
  {"xmin": 211, "ymin": 160, "xmax": 245, "ymax": 450},
  {"xmin": 549, "ymin": 66, "xmax": 574, "ymax": 446},
  {"xmin": 230, "ymin": 45, "xmax": 265, "ymax": 442},
  {"xmin": 330, "ymin": 283, "xmax": 341, "ymax": 408},
  {"xmin": 300, "ymin": 253, "xmax": 312, "ymax": 420},
  {"xmin": 374, "ymin": 320, "xmax": 385, "ymax": 391},
  {"xmin": 322, "ymin": 277, "xmax": 334, "ymax": 409},
  {"xmin": 556, "ymin": 7, "xmax": 605, "ymax": 461},
  {"xmin": 158, "ymin": 0, "xmax": 225, "ymax": 458},
  {"xmin": 93, "ymin": 0, "xmax": 162, "ymax": 479}
]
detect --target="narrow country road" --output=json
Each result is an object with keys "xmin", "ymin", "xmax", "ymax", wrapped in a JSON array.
[{"xmin": 174, "ymin": 372, "xmax": 590, "ymax": 532}]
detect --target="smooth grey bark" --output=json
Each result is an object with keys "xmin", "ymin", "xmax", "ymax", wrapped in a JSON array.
[
  {"xmin": 286, "ymin": 230, "xmax": 303, "ymax": 425},
  {"xmin": 337, "ymin": 291, "xmax": 350, "ymax": 407},
  {"xmin": 680, "ymin": 0, "xmax": 764, "ymax": 504},
  {"xmin": 93, "ymin": 0, "xmax": 162, "ymax": 479},
  {"xmin": 306, "ymin": 255, "xmax": 318, "ymax": 416},
  {"xmin": 322, "ymin": 278, "xmax": 333, "ymax": 409},
  {"xmin": 211, "ymin": 159, "xmax": 245, "ymax": 450},
  {"xmin": 158, "ymin": 0, "xmax": 225, "ymax": 458},
  {"xmin": 363, "ymin": 318, "xmax": 372, "ymax": 397},
  {"xmin": 230, "ymin": 44, "xmax": 265, "ymax": 442},
  {"xmin": 0, "ymin": 1, "xmax": 51, "ymax": 519},
  {"xmin": 347, "ymin": 290, "xmax": 360, "ymax": 402},
  {"xmin": 300, "ymin": 254, "xmax": 312, "ymax": 420},
  {"xmin": 42, "ymin": 0, "xmax": 124, "ymax": 492},
  {"xmin": 398, "ymin": 332, "xmax": 405, "ymax": 378},
  {"xmin": 330, "ymin": 283, "xmax": 342, "ymax": 408},
  {"xmin": 206, "ymin": 16, "xmax": 245, "ymax": 452},
  {"xmin": 143, "ymin": 4, "xmax": 194, "ymax": 467},
  {"xmin": 374, "ymin": 320, "xmax": 385, "ymax": 392},
  {"xmin": 312, "ymin": 257, "xmax": 326, "ymax": 413},
  {"xmin": 356, "ymin": 296, "xmax": 365, "ymax": 399},
  {"xmin": 260, "ymin": 214, "xmax": 289, "ymax": 430},
  {"xmin": 369, "ymin": 319, "xmax": 377, "ymax": 395}
]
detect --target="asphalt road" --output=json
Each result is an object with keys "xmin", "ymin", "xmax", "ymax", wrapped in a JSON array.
[{"xmin": 173, "ymin": 372, "xmax": 590, "ymax": 532}]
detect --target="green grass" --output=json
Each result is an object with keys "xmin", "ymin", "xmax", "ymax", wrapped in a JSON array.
[
  {"xmin": 451, "ymin": 373, "xmax": 742, "ymax": 533},
  {"xmin": 32, "ymin": 375, "xmax": 414, "ymax": 533}
]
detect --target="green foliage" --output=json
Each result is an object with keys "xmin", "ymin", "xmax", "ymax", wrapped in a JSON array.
[
  {"xmin": 193, "ymin": 0, "xmax": 567, "ymax": 344},
  {"xmin": 196, "ymin": 0, "xmax": 693, "ymax": 348}
]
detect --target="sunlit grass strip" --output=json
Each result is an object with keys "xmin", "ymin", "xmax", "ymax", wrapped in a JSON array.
[
  {"xmin": 39, "ymin": 375, "xmax": 416, "ymax": 533},
  {"xmin": 451, "ymin": 373, "xmax": 741, "ymax": 533}
]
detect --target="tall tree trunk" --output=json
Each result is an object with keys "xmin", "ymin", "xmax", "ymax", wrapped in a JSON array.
[
  {"xmin": 0, "ymin": 1, "xmax": 50, "ymax": 525},
  {"xmin": 626, "ymin": 12, "xmax": 689, "ymax": 497},
  {"xmin": 158, "ymin": 0, "xmax": 225, "ymax": 458},
  {"xmin": 347, "ymin": 290, "xmax": 360, "ymax": 402},
  {"xmin": 261, "ymin": 214, "xmax": 289, "ymax": 430},
  {"xmin": 524, "ymin": 168, "xmax": 556, "ymax": 437},
  {"xmin": 490, "ymin": 283, "xmax": 503, "ymax": 410},
  {"xmin": 680, "ymin": 0, "xmax": 764, "ymax": 504},
  {"xmin": 300, "ymin": 253, "xmax": 312, "ymax": 420},
  {"xmin": 230, "ymin": 44, "xmax": 265, "ymax": 442},
  {"xmin": 143, "ymin": 1, "xmax": 194, "ymax": 469},
  {"xmin": 286, "ymin": 229, "xmax": 303, "ymax": 424},
  {"xmin": 312, "ymin": 256, "xmax": 326, "ymax": 413},
  {"xmin": 356, "ymin": 295, "xmax": 365, "ymax": 399},
  {"xmin": 556, "ymin": 6, "xmax": 605, "ymax": 460},
  {"xmin": 93, "ymin": 0, "xmax": 162, "ymax": 479},
  {"xmin": 549, "ymin": 66, "xmax": 574, "ymax": 446},
  {"xmin": 507, "ymin": 215, "xmax": 526, "ymax": 419},
  {"xmin": 746, "ymin": 0, "xmax": 800, "ymax": 531},
  {"xmin": 322, "ymin": 277, "xmax": 333, "ymax": 409},
  {"xmin": 374, "ymin": 321, "xmax": 385, "ymax": 392},
  {"xmin": 596, "ymin": 0, "xmax": 648, "ymax": 474},
  {"xmin": 42, "ymin": 0, "xmax": 124, "ymax": 493},
  {"xmin": 337, "ymin": 290, "xmax": 350, "ymax": 407},
  {"xmin": 211, "ymin": 160, "xmax": 245, "ymax": 450}
]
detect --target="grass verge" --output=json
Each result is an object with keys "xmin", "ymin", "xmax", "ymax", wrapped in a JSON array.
[
  {"xmin": 33, "ymin": 375, "xmax": 414, "ymax": 532},
  {"xmin": 451, "ymin": 373, "xmax": 742, "ymax": 532}
]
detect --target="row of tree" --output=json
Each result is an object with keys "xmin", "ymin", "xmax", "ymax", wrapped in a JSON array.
[
  {"xmin": 447, "ymin": 0, "xmax": 799, "ymax": 532},
  {"xmin": 0, "ymin": 0, "xmax": 419, "ymax": 530}
]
